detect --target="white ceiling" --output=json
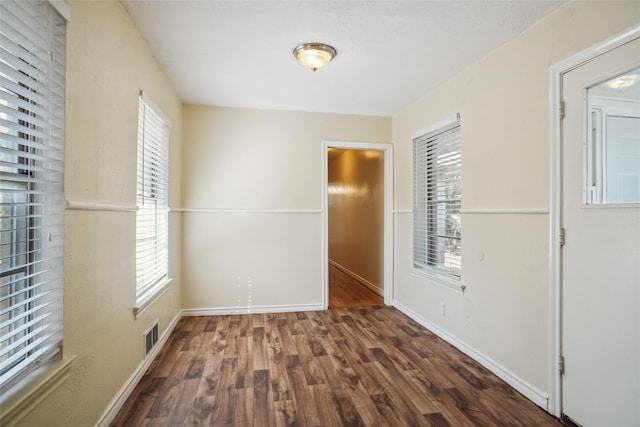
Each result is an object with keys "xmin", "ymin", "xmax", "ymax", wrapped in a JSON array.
[{"xmin": 121, "ymin": 0, "xmax": 567, "ymax": 117}]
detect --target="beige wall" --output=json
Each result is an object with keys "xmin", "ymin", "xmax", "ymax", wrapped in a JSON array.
[
  {"xmin": 181, "ymin": 106, "xmax": 391, "ymax": 310},
  {"xmin": 392, "ymin": 0, "xmax": 640, "ymax": 401},
  {"xmin": 328, "ymin": 149, "xmax": 384, "ymax": 292},
  {"xmin": 13, "ymin": 1, "xmax": 183, "ymax": 426},
  {"xmin": 11, "ymin": 0, "xmax": 640, "ymax": 424}
]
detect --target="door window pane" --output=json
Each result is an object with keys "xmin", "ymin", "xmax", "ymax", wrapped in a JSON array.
[{"xmin": 586, "ymin": 66, "xmax": 640, "ymax": 204}]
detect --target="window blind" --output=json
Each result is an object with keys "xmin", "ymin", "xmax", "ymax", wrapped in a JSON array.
[
  {"xmin": 0, "ymin": 0, "xmax": 66, "ymax": 386},
  {"xmin": 413, "ymin": 119, "xmax": 462, "ymax": 278},
  {"xmin": 136, "ymin": 95, "xmax": 169, "ymax": 301}
]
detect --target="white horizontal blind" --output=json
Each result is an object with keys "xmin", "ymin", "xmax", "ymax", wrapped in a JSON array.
[
  {"xmin": 136, "ymin": 95, "xmax": 169, "ymax": 301},
  {"xmin": 413, "ymin": 119, "xmax": 462, "ymax": 278},
  {"xmin": 0, "ymin": 0, "xmax": 65, "ymax": 386}
]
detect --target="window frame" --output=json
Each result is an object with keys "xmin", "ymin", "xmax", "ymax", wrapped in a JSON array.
[
  {"xmin": 586, "ymin": 80, "xmax": 640, "ymax": 206},
  {"xmin": 412, "ymin": 114, "xmax": 463, "ymax": 292},
  {"xmin": 0, "ymin": 0, "xmax": 66, "ymax": 390},
  {"xmin": 134, "ymin": 93, "xmax": 171, "ymax": 316}
]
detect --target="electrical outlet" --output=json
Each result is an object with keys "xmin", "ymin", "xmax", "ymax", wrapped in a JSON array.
[{"xmin": 439, "ymin": 302, "xmax": 446, "ymax": 316}]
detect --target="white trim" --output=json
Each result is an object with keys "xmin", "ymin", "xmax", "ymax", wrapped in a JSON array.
[
  {"xmin": 140, "ymin": 91, "xmax": 171, "ymax": 128},
  {"xmin": 48, "ymin": 0, "xmax": 70, "ymax": 22},
  {"xmin": 322, "ymin": 140, "xmax": 394, "ymax": 308},
  {"xmin": 174, "ymin": 208, "xmax": 322, "ymax": 214},
  {"xmin": 410, "ymin": 268, "xmax": 465, "ymax": 295},
  {"xmin": 393, "ymin": 209, "xmax": 412, "ymax": 214},
  {"xmin": 393, "ymin": 300, "xmax": 549, "ymax": 410},
  {"xmin": 551, "ymin": 26, "xmax": 640, "ymax": 77},
  {"xmin": 460, "ymin": 208, "xmax": 548, "ymax": 215},
  {"xmin": 579, "ymin": 203, "xmax": 640, "ymax": 210},
  {"xmin": 96, "ymin": 310, "xmax": 182, "ymax": 427},
  {"xmin": 182, "ymin": 303, "xmax": 325, "ymax": 316},
  {"xmin": 65, "ymin": 200, "xmax": 137, "ymax": 212},
  {"xmin": 548, "ymin": 23, "xmax": 640, "ymax": 417},
  {"xmin": 329, "ymin": 259, "xmax": 383, "ymax": 296},
  {"xmin": 411, "ymin": 113, "xmax": 460, "ymax": 140},
  {"xmin": 548, "ymin": 37, "xmax": 564, "ymax": 421},
  {"xmin": 133, "ymin": 278, "xmax": 173, "ymax": 319}
]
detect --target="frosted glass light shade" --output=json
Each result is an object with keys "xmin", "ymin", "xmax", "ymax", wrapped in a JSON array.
[
  {"xmin": 606, "ymin": 73, "xmax": 640, "ymax": 90},
  {"xmin": 293, "ymin": 43, "xmax": 337, "ymax": 72}
]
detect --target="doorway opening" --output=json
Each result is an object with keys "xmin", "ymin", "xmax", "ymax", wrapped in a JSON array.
[{"xmin": 322, "ymin": 141, "xmax": 393, "ymax": 309}]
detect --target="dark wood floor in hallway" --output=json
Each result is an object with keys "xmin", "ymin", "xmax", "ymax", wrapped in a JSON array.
[
  {"xmin": 328, "ymin": 263, "xmax": 383, "ymax": 308},
  {"xmin": 111, "ymin": 305, "xmax": 562, "ymax": 426}
]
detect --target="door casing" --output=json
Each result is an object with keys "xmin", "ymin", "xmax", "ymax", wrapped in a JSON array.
[{"xmin": 548, "ymin": 24, "xmax": 640, "ymax": 417}]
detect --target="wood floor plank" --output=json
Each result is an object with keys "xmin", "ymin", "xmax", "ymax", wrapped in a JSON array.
[
  {"xmin": 328, "ymin": 264, "xmax": 383, "ymax": 308},
  {"xmin": 110, "ymin": 376, "xmax": 165, "ymax": 427},
  {"xmin": 352, "ymin": 395, "xmax": 386, "ymax": 427},
  {"xmin": 146, "ymin": 375, "xmax": 181, "ymax": 419},
  {"xmin": 332, "ymin": 338, "xmax": 386, "ymax": 397},
  {"xmin": 253, "ymin": 369, "xmax": 276, "ymax": 427},
  {"xmin": 152, "ymin": 331, "xmax": 189, "ymax": 378},
  {"xmin": 294, "ymin": 335, "xmax": 326, "ymax": 386},
  {"xmin": 370, "ymin": 391, "xmax": 408, "ymax": 426},
  {"xmin": 236, "ymin": 336, "xmax": 253, "ymax": 390},
  {"xmin": 333, "ymin": 395, "xmax": 366, "ymax": 426},
  {"xmin": 310, "ymin": 383, "xmax": 345, "ymax": 427},
  {"xmin": 146, "ymin": 346, "xmax": 194, "ymax": 419},
  {"xmin": 182, "ymin": 395, "xmax": 215, "ymax": 426},
  {"xmin": 198, "ymin": 315, "xmax": 228, "ymax": 356},
  {"xmin": 111, "ymin": 306, "xmax": 563, "ymax": 427},
  {"xmin": 184, "ymin": 353, "xmax": 207, "ymax": 379},
  {"xmin": 273, "ymin": 399, "xmax": 296, "ymax": 427},
  {"xmin": 164, "ymin": 377, "xmax": 202, "ymax": 425},
  {"xmin": 253, "ymin": 326, "xmax": 269, "ymax": 371},
  {"xmin": 440, "ymin": 387, "xmax": 505, "ymax": 426},
  {"xmin": 424, "ymin": 411, "xmax": 454, "ymax": 427},
  {"xmin": 369, "ymin": 347, "xmax": 439, "ymax": 416},
  {"xmin": 233, "ymin": 387, "xmax": 254, "ymax": 426},
  {"xmin": 285, "ymin": 354, "xmax": 322, "ymax": 426},
  {"xmin": 195, "ymin": 351, "xmax": 223, "ymax": 397},
  {"xmin": 210, "ymin": 356, "xmax": 238, "ymax": 426},
  {"xmin": 275, "ymin": 314, "xmax": 298, "ymax": 356}
]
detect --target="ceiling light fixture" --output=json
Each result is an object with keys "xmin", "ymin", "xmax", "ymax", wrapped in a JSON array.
[
  {"xmin": 606, "ymin": 73, "xmax": 640, "ymax": 90},
  {"xmin": 293, "ymin": 43, "xmax": 337, "ymax": 72}
]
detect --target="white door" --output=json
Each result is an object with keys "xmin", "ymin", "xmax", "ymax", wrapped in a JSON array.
[{"xmin": 561, "ymin": 37, "xmax": 640, "ymax": 426}]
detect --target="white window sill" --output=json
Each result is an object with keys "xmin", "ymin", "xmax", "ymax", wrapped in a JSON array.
[
  {"xmin": 411, "ymin": 268, "xmax": 466, "ymax": 295},
  {"xmin": 134, "ymin": 277, "xmax": 173, "ymax": 319},
  {"xmin": 0, "ymin": 353, "xmax": 76, "ymax": 426}
]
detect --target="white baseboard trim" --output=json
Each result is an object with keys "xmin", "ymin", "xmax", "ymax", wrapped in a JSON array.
[
  {"xmin": 96, "ymin": 310, "xmax": 183, "ymax": 427},
  {"xmin": 329, "ymin": 259, "xmax": 383, "ymax": 296},
  {"xmin": 183, "ymin": 303, "xmax": 324, "ymax": 316},
  {"xmin": 392, "ymin": 300, "xmax": 549, "ymax": 411}
]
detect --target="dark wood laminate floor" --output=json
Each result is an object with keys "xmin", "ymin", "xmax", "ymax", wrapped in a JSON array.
[
  {"xmin": 328, "ymin": 264, "xmax": 383, "ymax": 308},
  {"xmin": 111, "ymin": 306, "xmax": 562, "ymax": 426}
]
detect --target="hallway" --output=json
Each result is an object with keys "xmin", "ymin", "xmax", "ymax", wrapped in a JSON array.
[{"xmin": 328, "ymin": 263, "xmax": 383, "ymax": 308}]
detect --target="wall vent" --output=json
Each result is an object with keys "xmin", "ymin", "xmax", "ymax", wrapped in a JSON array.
[{"xmin": 143, "ymin": 321, "xmax": 159, "ymax": 359}]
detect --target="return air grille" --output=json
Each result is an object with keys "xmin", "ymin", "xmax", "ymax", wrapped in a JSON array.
[{"xmin": 144, "ymin": 321, "xmax": 159, "ymax": 359}]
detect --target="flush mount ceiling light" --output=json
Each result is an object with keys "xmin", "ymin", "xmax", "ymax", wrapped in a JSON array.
[
  {"xmin": 606, "ymin": 73, "xmax": 640, "ymax": 90},
  {"xmin": 293, "ymin": 43, "xmax": 337, "ymax": 72}
]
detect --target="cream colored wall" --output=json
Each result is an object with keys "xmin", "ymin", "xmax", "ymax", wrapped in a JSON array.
[
  {"xmin": 13, "ymin": 1, "xmax": 638, "ymax": 424},
  {"xmin": 15, "ymin": 1, "xmax": 183, "ymax": 426},
  {"xmin": 181, "ymin": 106, "xmax": 391, "ymax": 310},
  {"xmin": 392, "ymin": 0, "xmax": 640, "ymax": 399},
  {"xmin": 328, "ymin": 149, "xmax": 384, "ymax": 291}
]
